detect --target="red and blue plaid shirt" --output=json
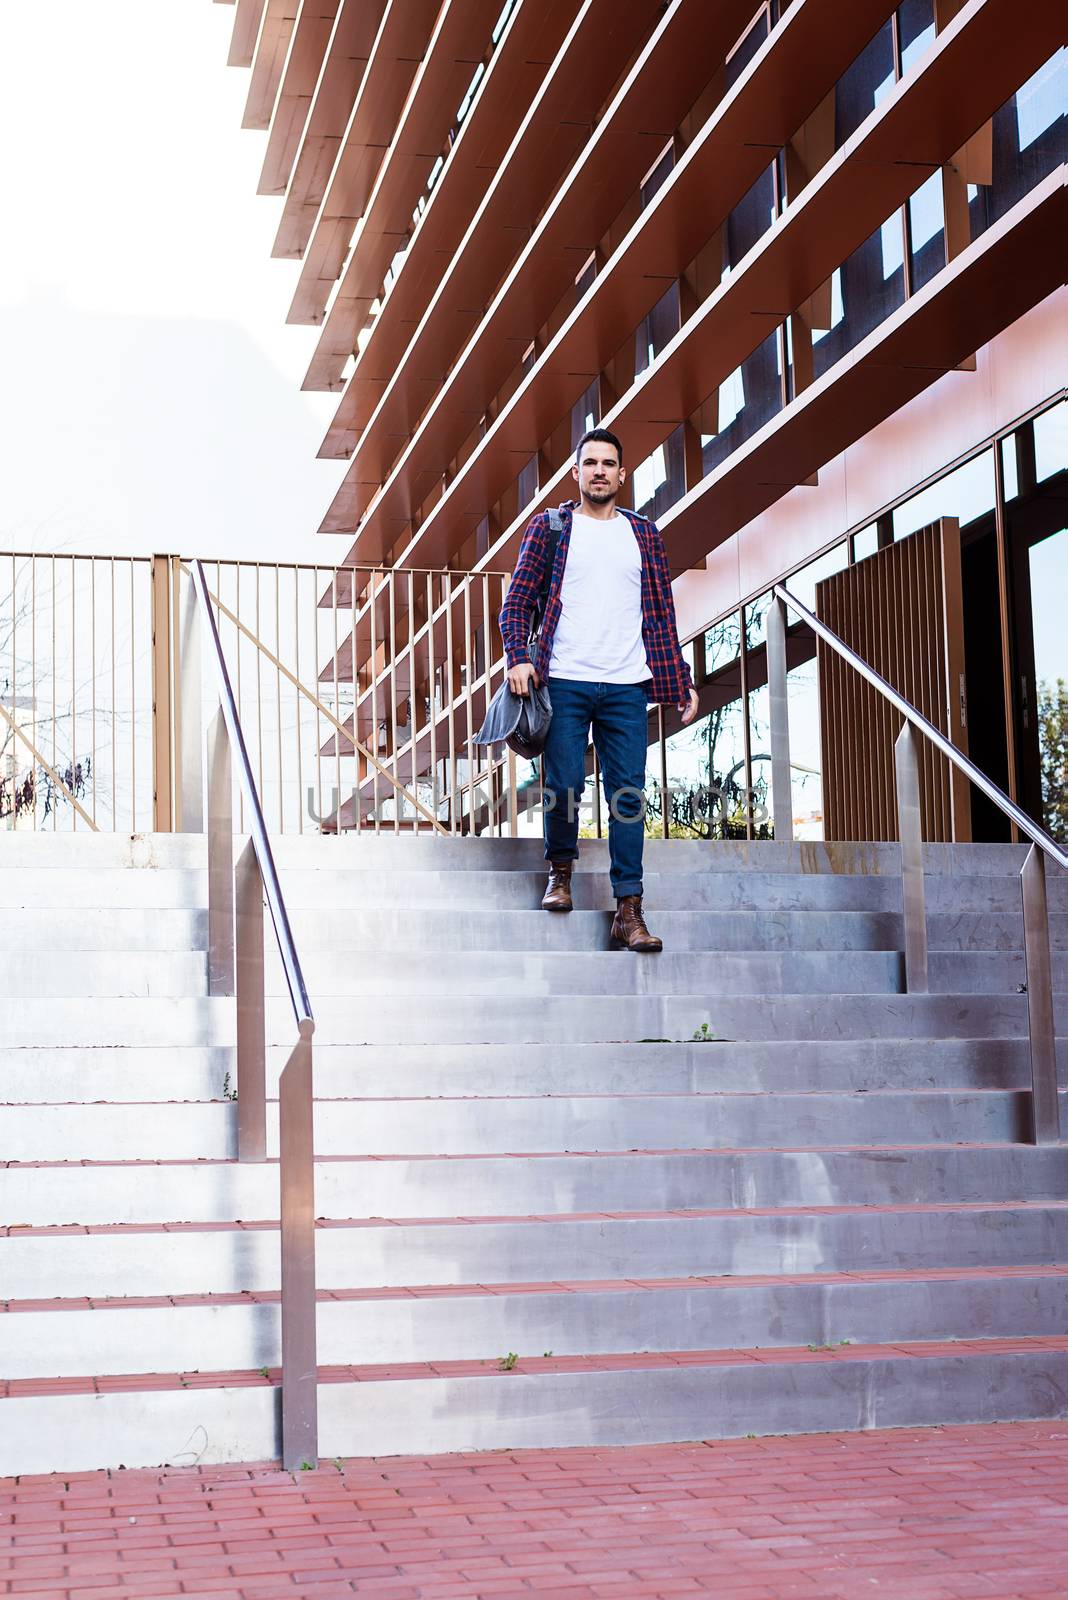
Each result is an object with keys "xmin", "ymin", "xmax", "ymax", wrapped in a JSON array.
[{"xmin": 499, "ymin": 501, "xmax": 693, "ymax": 706}]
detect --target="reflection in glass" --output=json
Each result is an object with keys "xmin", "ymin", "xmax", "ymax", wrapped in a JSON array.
[
  {"xmin": 969, "ymin": 50, "xmax": 1066, "ymax": 238},
  {"xmin": 747, "ymin": 685, "xmax": 774, "ymax": 838},
  {"xmin": 813, "ymin": 211, "xmax": 906, "ymax": 380},
  {"xmin": 786, "ymin": 541, "xmax": 849, "ymax": 612},
  {"xmin": 1000, "ymin": 434, "xmax": 1020, "ymax": 501},
  {"xmin": 907, "ymin": 170, "xmax": 946, "ymax": 291},
  {"xmin": 1034, "ymin": 401, "xmax": 1067, "ymax": 483},
  {"xmin": 835, "ymin": 21, "xmax": 894, "ymax": 148},
  {"xmin": 852, "ymin": 524, "xmax": 880, "ymax": 561},
  {"xmin": 1030, "ymin": 529, "xmax": 1068, "ymax": 843},
  {"xmin": 702, "ymin": 330, "xmax": 783, "ymax": 474},
  {"xmin": 897, "ymin": 0, "xmax": 934, "ymax": 74},
  {"xmin": 893, "ymin": 450, "xmax": 995, "ymax": 540},
  {"xmin": 787, "ymin": 656, "xmax": 823, "ymax": 840}
]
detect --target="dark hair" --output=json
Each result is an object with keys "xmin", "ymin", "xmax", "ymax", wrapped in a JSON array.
[{"xmin": 575, "ymin": 427, "xmax": 623, "ymax": 466}]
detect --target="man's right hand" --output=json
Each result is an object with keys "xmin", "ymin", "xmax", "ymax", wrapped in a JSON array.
[{"xmin": 507, "ymin": 663, "xmax": 539, "ymax": 697}]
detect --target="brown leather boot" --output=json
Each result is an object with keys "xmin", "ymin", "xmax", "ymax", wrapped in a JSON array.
[
  {"xmin": 541, "ymin": 860, "xmax": 574, "ymax": 912},
  {"xmin": 611, "ymin": 894, "xmax": 663, "ymax": 952}
]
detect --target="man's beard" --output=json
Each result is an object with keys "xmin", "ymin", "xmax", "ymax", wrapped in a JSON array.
[{"xmin": 584, "ymin": 485, "xmax": 615, "ymax": 504}]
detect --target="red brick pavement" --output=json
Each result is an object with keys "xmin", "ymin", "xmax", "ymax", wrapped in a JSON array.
[{"xmin": 1, "ymin": 1422, "xmax": 1066, "ymax": 1599}]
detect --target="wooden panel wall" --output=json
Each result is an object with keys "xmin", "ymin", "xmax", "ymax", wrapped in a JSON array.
[{"xmin": 817, "ymin": 517, "xmax": 970, "ymax": 842}]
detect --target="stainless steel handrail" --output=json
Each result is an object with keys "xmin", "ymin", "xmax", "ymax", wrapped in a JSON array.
[
  {"xmin": 774, "ymin": 583, "xmax": 1063, "ymax": 1144},
  {"xmin": 190, "ymin": 558, "xmax": 319, "ymax": 1470},
  {"xmin": 773, "ymin": 584, "xmax": 1068, "ymax": 868}
]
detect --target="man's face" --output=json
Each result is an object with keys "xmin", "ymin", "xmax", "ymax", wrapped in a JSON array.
[{"xmin": 572, "ymin": 443, "xmax": 625, "ymax": 505}]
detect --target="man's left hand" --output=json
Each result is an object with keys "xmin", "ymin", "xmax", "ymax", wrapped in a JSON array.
[{"xmin": 679, "ymin": 686, "xmax": 699, "ymax": 725}]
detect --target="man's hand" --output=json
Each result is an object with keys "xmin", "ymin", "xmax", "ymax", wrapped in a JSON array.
[
  {"xmin": 508, "ymin": 662, "xmax": 539, "ymax": 697},
  {"xmin": 679, "ymin": 686, "xmax": 699, "ymax": 725}
]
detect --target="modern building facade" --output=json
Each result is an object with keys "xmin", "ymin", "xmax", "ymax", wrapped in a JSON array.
[{"xmin": 221, "ymin": 0, "xmax": 1066, "ymax": 843}]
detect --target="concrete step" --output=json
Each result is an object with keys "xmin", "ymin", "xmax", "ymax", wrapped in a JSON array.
[
  {"xmin": 2, "ymin": 866, "xmax": 1064, "ymax": 916},
  {"xmin": 3, "ymin": 1268, "xmax": 1065, "ymax": 1382},
  {"xmin": 4, "ymin": 992, "xmax": 1062, "ymax": 1048},
  {"xmin": 10, "ymin": 905, "xmax": 1065, "ymax": 953},
  {"xmin": 4, "ymin": 1037, "xmax": 1062, "ymax": 1105},
  {"xmin": 4, "ymin": 1205, "xmax": 1065, "ymax": 1300},
  {"xmin": 0, "ymin": 833, "xmax": 1049, "ymax": 875},
  {"xmin": 4, "ymin": 1089, "xmax": 1066, "ymax": 1162},
  {"xmin": 259, "ymin": 947, "xmax": 1064, "ymax": 996},
  {"xmin": 4, "ymin": 1147, "xmax": 1067, "ymax": 1228},
  {"xmin": 2, "ymin": 945, "xmax": 1062, "ymax": 1001},
  {"xmin": 2, "ymin": 1339, "xmax": 1066, "ymax": 1475}
]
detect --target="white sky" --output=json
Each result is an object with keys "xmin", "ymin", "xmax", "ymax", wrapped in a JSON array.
[{"xmin": 0, "ymin": 1, "xmax": 352, "ymax": 564}]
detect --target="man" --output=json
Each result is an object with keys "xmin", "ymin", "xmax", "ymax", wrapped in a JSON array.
[{"xmin": 499, "ymin": 428, "xmax": 699, "ymax": 952}]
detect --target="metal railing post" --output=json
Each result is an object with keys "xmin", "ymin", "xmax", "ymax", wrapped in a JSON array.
[
  {"xmin": 178, "ymin": 565, "xmax": 204, "ymax": 832},
  {"xmin": 235, "ymin": 839, "xmax": 267, "ymax": 1163},
  {"xmin": 766, "ymin": 595, "xmax": 794, "ymax": 842},
  {"xmin": 280, "ymin": 1022, "xmax": 318, "ymax": 1470},
  {"xmin": 895, "ymin": 721, "xmax": 928, "ymax": 993},
  {"xmin": 207, "ymin": 710, "xmax": 234, "ymax": 997},
  {"xmin": 1021, "ymin": 845, "xmax": 1060, "ymax": 1145}
]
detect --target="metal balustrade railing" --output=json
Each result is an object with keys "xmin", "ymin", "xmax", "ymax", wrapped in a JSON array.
[
  {"xmin": 190, "ymin": 559, "xmax": 319, "ymax": 1471},
  {"xmin": 770, "ymin": 584, "xmax": 1066, "ymax": 1146}
]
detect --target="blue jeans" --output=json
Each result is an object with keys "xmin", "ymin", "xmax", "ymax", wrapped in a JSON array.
[{"xmin": 543, "ymin": 677, "xmax": 651, "ymax": 899}]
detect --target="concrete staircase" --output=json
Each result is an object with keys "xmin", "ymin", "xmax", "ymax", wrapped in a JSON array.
[{"xmin": 1, "ymin": 833, "xmax": 1066, "ymax": 1475}]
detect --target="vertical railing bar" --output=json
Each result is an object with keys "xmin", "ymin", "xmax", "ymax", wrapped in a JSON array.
[
  {"xmin": 406, "ymin": 569, "xmax": 417, "ymax": 835},
  {"xmin": 73, "ymin": 558, "xmax": 79, "ymax": 830},
  {"xmin": 294, "ymin": 567, "xmax": 303, "ymax": 836},
  {"xmin": 594, "ymin": 749, "xmax": 602, "ymax": 839},
  {"xmin": 331, "ymin": 568, "xmax": 340, "ymax": 836},
  {"xmin": 235, "ymin": 838, "xmax": 267, "ymax": 1162},
  {"xmin": 10, "ymin": 555, "xmax": 17, "ymax": 825},
  {"xmin": 276, "ymin": 567, "xmax": 284, "ymax": 835},
  {"xmin": 766, "ymin": 594, "xmax": 793, "ymax": 842},
  {"xmin": 129, "ymin": 561, "xmax": 136, "ymax": 831},
  {"xmin": 256, "ymin": 564, "xmax": 264, "ymax": 817},
  {"xmin": 369, "ymin": 570, "xmax": 380, "ymax": 832},
  {"xmin": 389, "ymin": 571, "xmax": 400, "ymax": 834},
  {"xmin": 445, "ymin": 572, "xmax": 457, "ymax": 834},
  {"xmin": 31, "ymin": 556, "xmax": 37, "ymax": 829},
  {"xmin": 463, "ymin": 578, "xmax": 476, "ymax": 834},
  {"xmin": 895, "ymin": 720, "xmax": 928, "ymax": 993},
  {"xmin": 739, "ymin": 606, "xmax": 753, "ymax": 841},
  {"xmin": 51, "ymin": 555, "xmax": 57, "ymax": 832},
  {"xmin": 279, "ymin": 1025, "xmax": 317, "ymax": 1470},
  {"xmin": 1021, "ymin": 846, "xmax": 1060, "ymax": 1145},
  {"xmin": 171, "ymin": 557, "xmax": 181, "ymax": 831},
  {"xmin": 109, "ymin": 560, "xmax": 116, "ymax": 831},
  {"xmin": 208, "ymin": 709, "xmax": 235, "ymax": 997},
  {"xmin": 235, "ymin": 566, "xmax": 244, "ymax": 836},
  {"xmin": 658, "ymin": 705, "xmax": 669, "ymax": 841},
  {"xmin": 356, "ymin": 569, "xmax": 364, "ymax": 832},
  {"xmin": 427, "ymin": 573, "xmax": 438, "ymax": 833}
]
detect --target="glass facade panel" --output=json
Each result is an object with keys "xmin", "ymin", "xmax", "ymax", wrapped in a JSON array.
[
  {"xmin": 633, "ymin": 426, "xmax": 686, "ymax": 522},
  {"xmin": 812, "ymin": 212, "xmax": 907, "ymax": 380},
  {"xmin": 907, "ymin": 170, "xmax": 946, "ymax": 291},
  {"xmin": 570, "ymin": 378, "xmax": 600, "ymax": 450},
  {"xmin": 1034, "ymin": 400, "xmax": 1067, "ymax": 483},
  {"xmin": 1030, "ymin": 529, "xmax": 1068, "ymax": 843},
  {"xmin": 786, "ymin": 541, "xmax": 850, "ymax": 613},
  {"xmin": 969, "ymin": 50, "xmax": 1066, "ymax": 239},
  {"xmin": 893, "ymin": 450, "xmax": 996, "ymax": 540},
  {"xmin": 702, "ymin": 330, "xmax": 783, "ymax": 474},
  {"xmin": 787, "ymin": 655, "xmax": 823, "ymax": 840},
  {"xmin": 835, "ymin": 21, "xmax": 895, "ymax": 147},
  {"xmin": 635, "ymin": 282, "xmax": 680, "ymax": 378},
  {"xmin": 897, "ymin": 0, "xmax": 935, "ymax": 74}
]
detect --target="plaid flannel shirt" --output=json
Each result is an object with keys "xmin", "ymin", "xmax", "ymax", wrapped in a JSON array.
[{"xmin": 498, "ymin": 501, "xmax": 693, "ymax": 706}]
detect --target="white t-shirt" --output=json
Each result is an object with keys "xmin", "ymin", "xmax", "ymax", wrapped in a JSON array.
[{"xmin": 547, "ymin": 511, "xmax": 651, "ymax": 683}]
